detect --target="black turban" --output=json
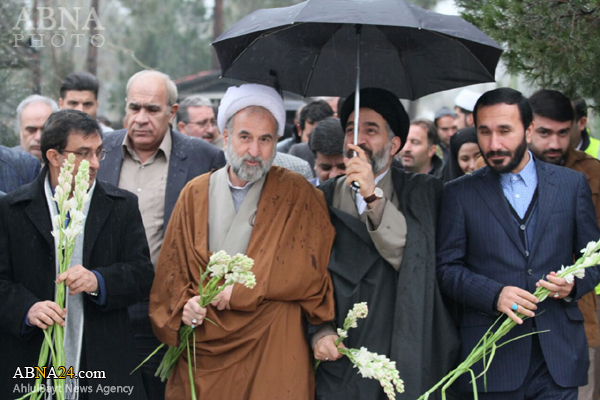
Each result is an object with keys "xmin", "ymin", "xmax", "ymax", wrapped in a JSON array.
[{"xmin": 339, "ymin": 88, "xmax": 410, "ymax": 152}]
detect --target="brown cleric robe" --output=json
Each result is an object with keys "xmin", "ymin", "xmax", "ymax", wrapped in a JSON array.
[{"xmin": 149, "ymin": 166, "xmax": 336, "ymax": 400}]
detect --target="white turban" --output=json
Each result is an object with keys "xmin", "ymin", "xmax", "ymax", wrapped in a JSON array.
[
  {"xmin": 217, "ymin": 84, "xmax": 286, "ymax": 137},
  {"xmin": 455, "ymin": 89, "xmax": 482, "ymax": 113}
]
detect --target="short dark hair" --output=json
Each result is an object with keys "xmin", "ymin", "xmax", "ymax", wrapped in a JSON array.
[
  {"xmin": 309, "ymin": 117, "xmax": 345, "ymax": 157},
  {"xmin": 573, "ymin": 98, "xmax": 588, "ymax": 121},
  {"xmin": 60, "ymin": 72, "xmax": 100, "ymax": 99},
  {"xmin": 473, "ymin": 88, "xmax": 533, "ymax": 131},
  {"xmin": 41, "ymin": 110, "xmax": 102, "ymax": 164},
  {"xmin": 299, "ymin": 100, "xmax": 333, "ymax": 130},
  {"xmin": 410, "ymin": 118, "xmax": 438, "ymax": 147},
  {"xmin": 529, "ymin": 89, "xmax": 574, "ymax": 122}
]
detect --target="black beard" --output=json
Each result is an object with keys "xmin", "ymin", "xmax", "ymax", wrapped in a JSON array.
[
  {"xmin": 483, "ymin": 136, "xmax": 528, "ymax": 173},
  {"xmin": 540, "ymin": 148, "xmax": 566, "ymax": 165}
]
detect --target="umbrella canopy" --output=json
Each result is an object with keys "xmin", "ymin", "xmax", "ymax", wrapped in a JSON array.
[{"xmin": 212, "ymin": 0, "xmax": 503, "ymax": 100}]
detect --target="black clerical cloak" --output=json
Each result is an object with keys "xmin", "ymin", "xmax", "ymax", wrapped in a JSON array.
[{"xmin": 314, "ymin": 166, "xmax": 459, "ymax": 400}]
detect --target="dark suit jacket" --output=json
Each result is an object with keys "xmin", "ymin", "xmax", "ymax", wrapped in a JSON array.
[
  {"xmin": 97, "ymin": 128, "xmax": 226, "ymax": 230},
  {"xmin": 289, "ymin": 142, "xmax": 315, "ymax": 177},
  {"xmin": 0, "ymin": 169, "xmax": 154, "ymax": 399},
  {"xmin": 437, "ymin": 160, "xmax": 600, "ymax": 392},
  {"xmin": 0, "ymin": 145, "xmax": 40, "ymax": 193}
]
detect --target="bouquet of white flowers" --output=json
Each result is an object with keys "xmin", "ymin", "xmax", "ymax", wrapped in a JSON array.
[
  {"xmin": 18, "ymin": 154, "xmax": 90, "ymax": 400},
  {"xmin": 418, "ymin": 239, "xmax": 600, "ymax": 400},
  {"xmin": 316, "ymin": 302, "xmax": 405, "ymax": 400},
  {"xmin": 133, "ymin": 251, "xmax": 256, "ymax": 400}
]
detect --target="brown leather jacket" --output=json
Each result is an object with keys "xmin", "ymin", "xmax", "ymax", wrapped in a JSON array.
[{"xmin": 565, "ymin": 147, "xmax": 600, "ymax": 347}]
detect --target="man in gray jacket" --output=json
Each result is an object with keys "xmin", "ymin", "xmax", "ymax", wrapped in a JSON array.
[{"xmin": 97, "ymin": 69, "xmax": 225, "ymax": 399}]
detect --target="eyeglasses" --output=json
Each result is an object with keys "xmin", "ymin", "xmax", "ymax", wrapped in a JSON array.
[
  {"xmin": 61, "ymin": 149, "xmax": 107, "ymax": 161},
  {"xmin": 185, "ymin": 118, "xmax": 217, "ymax": 128}
]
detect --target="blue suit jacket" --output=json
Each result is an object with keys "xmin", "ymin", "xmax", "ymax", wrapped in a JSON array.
[
  {"xmin": 0, "ymin": 146, "xmax": 40, "ymax": 193},
  {"xmin": 437, "ymin": 160, "xmax": 600, "ymax": 392},
  {"xmin": 97, "ymin": 128, "xmax": 226, "ymax": 231}
]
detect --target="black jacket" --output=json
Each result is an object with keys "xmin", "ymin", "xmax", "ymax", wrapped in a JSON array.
[
  {"xmin": 314, "ymin": 166, "xmax": 459, "ymax": 400},
  {"xmin": 0, "ymin": 169, "xmax": 154, "ymax": 399}
]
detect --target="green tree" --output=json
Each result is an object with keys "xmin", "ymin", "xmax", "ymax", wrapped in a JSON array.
[
  {"xmin": 105, "ymin": 0, "xmax": 212, "ymax": 122},
  {"xmin": 0, "ymin": 0, "xmax": 38, "ymax": 145},
  {"xmin": 456, "ymin": 0, "xmax": 600, "ymax": 104}
]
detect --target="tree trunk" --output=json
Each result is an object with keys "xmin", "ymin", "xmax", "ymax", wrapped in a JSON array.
[
  {"xmin": 211, "ymin": 0, "xmax": 223, "ymax": 70},
  {"xmin": 86, "ymin": 0, "xmax": 99, "ymax": 75},
  {"xmin": 31, "ymin": 0, "xmax": 41, "ymax": 93}
]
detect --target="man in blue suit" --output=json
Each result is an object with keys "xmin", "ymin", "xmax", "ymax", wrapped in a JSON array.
[
  {"xmin": 0, "ymin": 145, "xmax": 40, "ymax": 193},
  {"xmin": 97, "ymin": 70, "xmax": 225, "ymax": 400},
  {"xmin": 437, "ymin": 88, "xmax": 600, "ymax": 399}
]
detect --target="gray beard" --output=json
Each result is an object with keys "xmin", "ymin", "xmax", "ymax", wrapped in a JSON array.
[
  {"xmin": 371, "ymin": 141, "xmax": 392, "ymax": 175},
  {"xmin": 226, "ymin": 141, "xmax": 275, "ymax": 183}
]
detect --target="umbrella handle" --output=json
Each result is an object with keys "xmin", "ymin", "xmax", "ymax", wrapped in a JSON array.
[
  {"xmin": 351, "ymin": 24, "xmax": 362, "ymax": 191},
  {"xmin": 353, "ymin": 24, "xmax": 362, "ymax": 149}
]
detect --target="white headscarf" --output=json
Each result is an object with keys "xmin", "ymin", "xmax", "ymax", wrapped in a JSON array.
[{"xmin": 217, "ymin": 84, "xmax": 286, "ymax": 137}]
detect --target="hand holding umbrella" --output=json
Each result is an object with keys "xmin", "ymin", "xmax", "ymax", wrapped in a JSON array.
[{"xmin": 345, "ymin": 143, "xmax": 376, "ymax": 198}]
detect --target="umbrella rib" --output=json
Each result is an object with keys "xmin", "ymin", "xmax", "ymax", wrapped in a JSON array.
[
  {"xmin": 428, "ymin": 30, "xmax": 498, "ymax": 82},
  {"xmin": 396, "ymin": 49, "xmax": 414, "ymax": 100},
  {"xmin": 222, "ymin": 23, "xmax": 308, "ymax": 80},
  {"xmin": 301, "ymin": 24, "xmax": 342, "ymax": 97},
  {"xmin": 302, "ymin": 49, "xmax": 323, "ymax": 97}
]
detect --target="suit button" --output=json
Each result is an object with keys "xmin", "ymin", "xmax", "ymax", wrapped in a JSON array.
[
  {"xmin": 525, "ymin": 250, "xmax": 530, "ymax": 257},
  {"xmin": 520, "ymin": 224, "xmax": 526, "ymax": 231},
  {"xmin": 527, "ymin": 269, "xmax": 533, "ymax": 276}
]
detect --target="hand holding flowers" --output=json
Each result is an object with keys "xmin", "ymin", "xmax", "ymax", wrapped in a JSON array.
[
  {"xmin": 18, "ymin": 154, "xmax": 90, "ymax": 400},
  {"xmin": 418, "ymin": 239, "xmax": 600, "ymax": 400},
  {"xmin": 133, "ymin": 251, "xmax": 256, "ymax": 400},
  {"xmin": 315, "ymin": 302, "xmax": 405, "ymax": 400}
]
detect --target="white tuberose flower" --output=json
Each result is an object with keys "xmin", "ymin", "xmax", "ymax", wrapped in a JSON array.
[
  {"xmin": 349, "ymin": 347, "xmax": 405, "ymax": 399},
  {"xmin": 581, "ymin": 241, "xmax": 598, "ymax": 257}
]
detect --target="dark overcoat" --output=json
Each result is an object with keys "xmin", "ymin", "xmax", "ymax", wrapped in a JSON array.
[
  {"xmin": 314, "ymin": 166, "xmax": 459, "ymax": 400},
  {"xmin": 0, "ymin": 169, "xmax": 154, "ymax": 399}
]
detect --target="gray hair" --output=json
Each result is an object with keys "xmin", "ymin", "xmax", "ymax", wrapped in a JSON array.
[
  {"xmin": 126, "ymin": 70, "xmax": 178, "ymax": 108},
  {"xmin": 177, "ymin": 95, "xmax": 213, "ymax": 123},
  {"xmin": 16, "ymin": 95, "xmax": 59, "ymax": 131},
  {"xmin": 386, "ymin": 123, "xmax": 395, "ymax": 141}
]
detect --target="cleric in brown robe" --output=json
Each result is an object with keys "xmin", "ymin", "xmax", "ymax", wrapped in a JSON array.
[{"xmin": 149, "ymin": 83, "xmax": 336, "ymax": 400}]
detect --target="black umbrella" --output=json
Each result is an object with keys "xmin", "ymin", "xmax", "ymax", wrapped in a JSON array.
[
  {"xmin": 212, "ymin": 0, "xmax": 502, "ymax": 166},
  {"xmin": 212, "ymin": 0, "xmax": 502, "ymax": 100}
]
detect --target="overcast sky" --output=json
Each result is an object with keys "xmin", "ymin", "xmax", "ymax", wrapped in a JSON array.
[{"xmin": 435, "ymin": 0, "xmax": 459, "ymax": 15}]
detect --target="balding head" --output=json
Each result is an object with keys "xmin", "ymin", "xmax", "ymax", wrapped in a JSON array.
[
  {"xmin": 126, "ymin": 70, "xmax": 178, "ymax": 107},
  {"xmin": 124, "ymin": 70, "xmax": 179, "ymax": 158}
]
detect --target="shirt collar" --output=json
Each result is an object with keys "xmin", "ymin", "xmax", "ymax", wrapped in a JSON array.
[
  {"xmin": 374, "ymin": 167, "xmax": 390, "ymax": 185},
  {"xmin": 500, "ymin": 151, "xmax": 537, "ymax": 187},
  {"xmin": 121, "ymin": 127, "xmax": 172, "ymax": 163}
]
